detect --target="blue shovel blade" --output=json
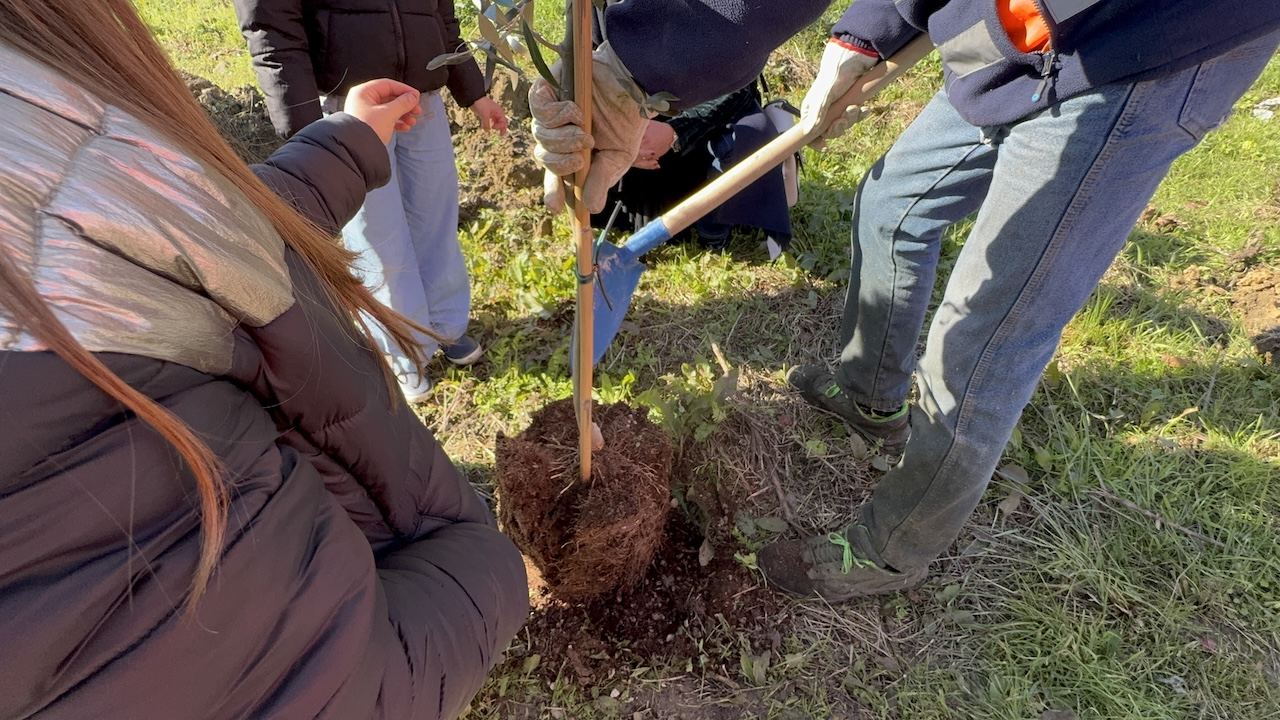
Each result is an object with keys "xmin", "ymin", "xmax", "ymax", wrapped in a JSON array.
[
  {"xmin": 590, "ymin": 239, "xmax": 646, "ymax": 365},
  {"xmin": 571, "ymin": 219, "xmax": 673, "ymax": 368}
]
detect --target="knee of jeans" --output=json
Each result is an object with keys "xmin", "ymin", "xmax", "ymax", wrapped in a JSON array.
[{"xmin": 853, "ymin": 177, "xmax": 897, "ymax": 232}]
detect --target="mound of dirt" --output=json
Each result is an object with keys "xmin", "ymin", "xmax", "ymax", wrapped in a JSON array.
[
  {"xmin": 182, "ymin": 73, "xmax": 282, "ymax": 165},
  {"xmin": 445, "ymin": 71, "xmax": 545, "ymax": 221},
  {"xmin": 1231, "ymin": 265, "xmax": 1280, "ymax": 361},
  {"xmin": 495, "ymin": 399, "xmax": 674, "ymax": 601},
  {"xmin": 519, "ymin": 511, "xmax": 783, "ymax": 687},
  {"xmin": 184, "ymin": 69, "xmax": 545, "ymax": 221},
  {"xmin": 495, "ymin": 412, "xmax": 787, "ymax": 690}
]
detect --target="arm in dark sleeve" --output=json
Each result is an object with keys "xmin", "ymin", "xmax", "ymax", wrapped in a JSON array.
[
  {"xmin": 832, "ymin": 0, "xmax": 928, "ymax": 59},
  {"xmin": 233, "ymin": 0, "xmax": 323, "ymax": 137},
  {"xmin": 231, "ymin": 247, "xmax": 500, "ymax": 552},
  {"xmin": 602, "ymin": 0, "xmax": 831, "ymax": 109},
  {"xmin": 665, "ymin": 85, "xmax": 761, "ymax": 156},
  {"xmin": 439, "ymin": 0, "xmax": 488, "ymax": 107},
  {"xmin": 251, "ymin": 113, "xmax": 390, "ymax": 235},
  {"xmin": 377, "ymin": 523, "xmax": 529, "ymax": 719}
]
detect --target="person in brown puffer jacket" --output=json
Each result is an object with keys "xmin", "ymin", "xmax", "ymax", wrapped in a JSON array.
[{"xmin": 0, "ymin": 2, "xmax": 528, "ymax": 719}]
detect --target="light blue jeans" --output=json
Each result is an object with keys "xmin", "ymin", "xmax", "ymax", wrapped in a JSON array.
[
  {"xmin": 838, "ymin": 33, "xmax": 1280, "ymax": 570},
  {"xmin": 335, "ymin": 92, "xmax": 469, "ymax": 375}
]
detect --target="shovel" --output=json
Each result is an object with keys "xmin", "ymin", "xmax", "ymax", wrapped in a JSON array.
[{"xmin": 587, "ymin": 35, "xmax": 934, "ymax": 366}]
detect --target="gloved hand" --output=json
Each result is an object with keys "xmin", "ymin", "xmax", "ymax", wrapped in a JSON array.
[
  {"xmin": 530, "ymin": 41, "xmax": 651, "ymax": 214},
  {"xmin": 543, "ymin": 169, "xmax": 567, "ymax": 214},
  {"xmin": 800, "ymin": 38, "xmax": 880, "ymax": 142}
]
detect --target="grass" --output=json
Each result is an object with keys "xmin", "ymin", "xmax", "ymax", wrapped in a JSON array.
[
  {"xmin": 136, "ymin": 2, "xmax": 1280, "ymax": 717},
  {"xmin": 135, "ymin": 0, "xmax": 256, "ymax": 88}
]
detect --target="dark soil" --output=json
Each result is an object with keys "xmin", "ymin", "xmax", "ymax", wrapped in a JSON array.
[
  {"xmin": 182, "ymin": 73, "xmax": 282, "ymax": 165},
  {"xmin": 495, "ymin": 404, "xmax": 786, "ymax": 689},
  {"xmin": 184, "ymin": 69, "xmax": 544, "ymax": 222},
  {"xmin": 518, "ymin": 511, "xmax": 784, "ymax": 688},
  {"xmin": 495, "ymin": 399, "xmax": 674, "ymax": 601},
  {"xmin": 443, "ymin": 71, "xmax": 545, "ymax": 223}
]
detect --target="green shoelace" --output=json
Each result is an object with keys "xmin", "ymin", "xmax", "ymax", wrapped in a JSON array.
[
  {"xmin": 826, "ymin": 531, "xmax": 879, "ymax": 574},
  {"xmin": 827, "ymin": 532, "xmax": 854, "ymax": 573}
]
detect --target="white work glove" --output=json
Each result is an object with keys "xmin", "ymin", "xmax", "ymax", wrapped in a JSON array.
[
  {"xmin": 800, "ymin": 38, "xmax": 881, "ymax": 143},
  {"xmin": 530, "ymin": 41, "xmax": 652, "ymax": 214}
]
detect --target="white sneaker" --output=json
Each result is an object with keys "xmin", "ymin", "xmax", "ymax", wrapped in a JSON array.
[{"xmin": 397, "ymin": 370, "xmax": 433, "ymax": 404}]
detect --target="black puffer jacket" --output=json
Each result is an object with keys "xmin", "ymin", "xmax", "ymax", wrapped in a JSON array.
[
  {"xmin": 234, "ymin": 0, "xmax": 487, "ymax": 137},
  {"xmin": 0, "ymin": 43, "xmax": 526, "ymax": 720}
]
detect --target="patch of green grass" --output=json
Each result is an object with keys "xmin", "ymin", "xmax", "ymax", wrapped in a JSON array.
[{"xmin": 135, "ymin": 0, "xmax": 255, "ymax": 88}]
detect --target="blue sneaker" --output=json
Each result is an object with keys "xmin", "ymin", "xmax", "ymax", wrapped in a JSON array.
[{"xmin": 441, "ymin": 335, "xmax": 483, "ymax": 366}]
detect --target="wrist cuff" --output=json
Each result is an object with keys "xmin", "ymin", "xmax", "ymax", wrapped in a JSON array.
[{"xmin": 829, "ymin": 36, "xmax": 880, "ymax": 59}]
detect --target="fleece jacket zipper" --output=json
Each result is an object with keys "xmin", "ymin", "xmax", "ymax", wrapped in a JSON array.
[{"xmin": 1029, "ymin": 0, "xmax": 1061, "ymax": 102}]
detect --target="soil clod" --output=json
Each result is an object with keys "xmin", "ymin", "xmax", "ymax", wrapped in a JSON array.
[{"xmin": 495, "ymin": 399, "xmax": 674, "ymax": 601}]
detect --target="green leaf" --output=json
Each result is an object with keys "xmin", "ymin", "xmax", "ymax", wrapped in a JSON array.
[
  {"xmin": 1042, "ymin": 358, "xmax": 1062, "ymax": 388},
  {"xmin": 1034, "ymin": 444, "xmax": 1053, "ymax": 471},
  {"xmin": 476, "ymin": 14, "xmax": 516, "ymax": 64},
  {"xmin": 936, "ymin": 583, "xmax": 962, "ymax": 604},
  {"xmin": 751, "ymin": 652, "xmax": 769, "ymax": 686},
  {"xmin": 1140, "ymin": 399, "xmax": 1163, "ymax": 423},
  {"xmin": 427, "ymin": 48, "xmax": 474, "ymax": 71},
  {"xmin": 755, "ymin": 516, "xmax": 790, "ymax": 534},
  {"xmin": 694, "ymin": 422, "xmax": 717, "ymax": 442},
  {"xmin": 734, "ymin": 513, "xmax": 758, "ymax": 538},
  {"xmin": 522, "ymin": 21, "xmax": 560, "ymax": 91}
]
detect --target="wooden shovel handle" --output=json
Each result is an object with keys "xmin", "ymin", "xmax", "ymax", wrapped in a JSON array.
[{"xmin": 661, "ymin": 34, "xmax": 935, "ymax": 236}]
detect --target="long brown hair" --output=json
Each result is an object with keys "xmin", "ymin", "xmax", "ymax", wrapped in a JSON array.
[{"xmin": 0, "ymin": 0, "xmax": 432, "ymax": 610}]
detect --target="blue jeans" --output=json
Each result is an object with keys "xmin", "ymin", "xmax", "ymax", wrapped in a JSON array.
[
  {"xmin": 335, "ymin": 92, "xmax": 470, "ymax": 375},
  {"xmin": 838, "ymin": 33, "xmax": 1280, "ymax": 570}
]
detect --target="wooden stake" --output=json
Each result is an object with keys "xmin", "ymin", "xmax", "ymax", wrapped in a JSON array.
[{"xmin": 568, "ymin": 0, "xmax": 595, "ymax": 482}]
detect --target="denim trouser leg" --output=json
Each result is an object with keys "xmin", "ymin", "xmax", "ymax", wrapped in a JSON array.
[
  {"xmin": 837, "ymin": 92, "xmax": 998, "ymax": 412},
  {"xmin": 341, "ymin": 93, "xmax": 469, "ymax": 375},
  {"xmin": 851, "ymin": 33, "xmax": 1280, "ymax": 570}
]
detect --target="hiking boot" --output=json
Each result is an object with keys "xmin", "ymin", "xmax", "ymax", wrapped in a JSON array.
[
  {"xmin": 441, "ymin": 335, "xmax": 483, "ymax": 366},
  {"xmin": 786, "ymin": 364, "xmax": 909, "ymax": 463},
  {"xmin": 758, "ymin": 526, "xmax": 927, "ymax": 602}
]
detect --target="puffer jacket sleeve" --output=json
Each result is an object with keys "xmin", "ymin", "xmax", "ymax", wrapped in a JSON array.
[
  {"xmin": 252, "ymin": 112, "xmax": 390, "ymax": 235},
  {"xmin": 227, "ymin": 239, "xmax": 530, "ymax": 718},
  {"xmin": 229, "ymin": 250, "xmax": 529, "ymax": 717},
  {"xmin": 235, "ymin": 103, "xmax": 529, "ymax": 714},
  {"xmin": 238, "ymin": 118, "xmax": 486, "ymax": 546},
  {"xmin": 376, "ymin": 523, "xmax": 529, "ymax": 719},
  {"xmin": 234, "ymin": 0, "xmax": 323, "ymax": 137}
]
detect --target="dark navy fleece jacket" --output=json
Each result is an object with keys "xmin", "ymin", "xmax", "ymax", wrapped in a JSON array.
[{"xmin": 604, "ymin": 0, "xmax": 1280, "ymax": 126}]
